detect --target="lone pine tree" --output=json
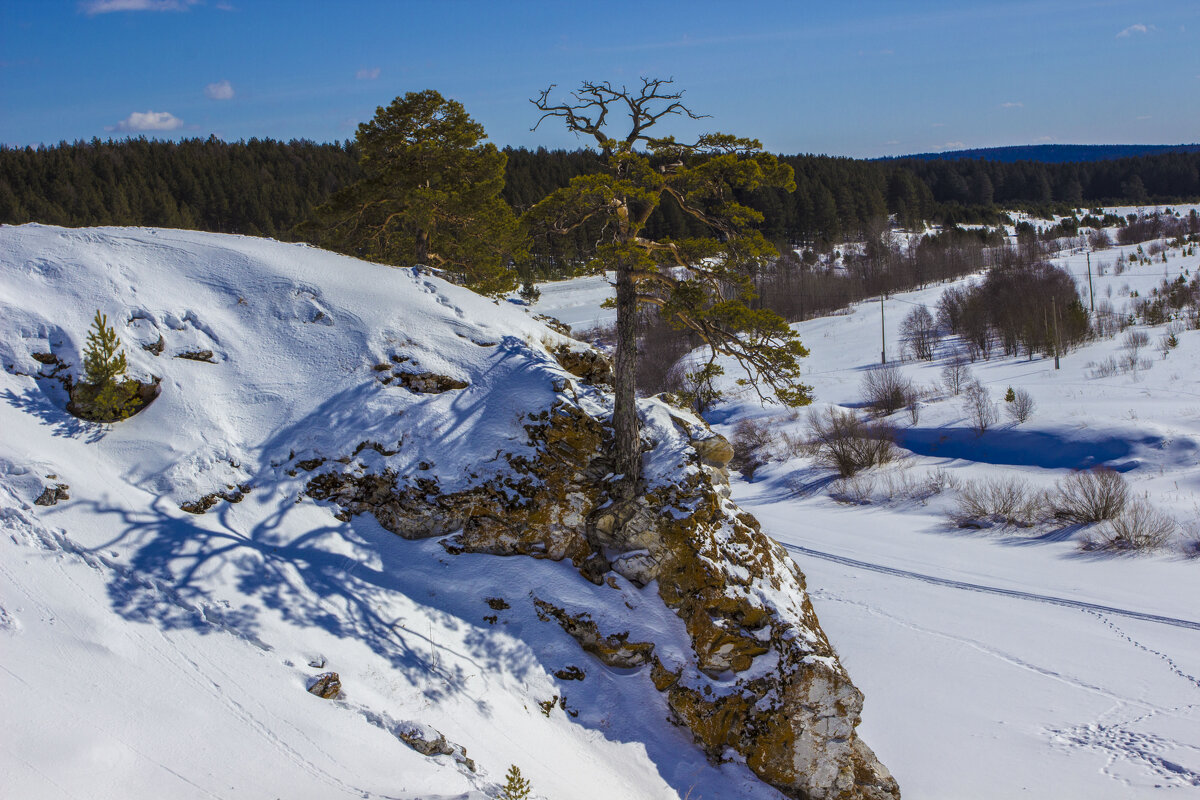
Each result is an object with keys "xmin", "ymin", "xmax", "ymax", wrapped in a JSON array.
[
  {"xmin": 73, "ymin": 310, "xmax": 140, "ymax": 422},
  {"xmin": 524, "ymin": 78, "xmax": 811, "ymax": 505}
]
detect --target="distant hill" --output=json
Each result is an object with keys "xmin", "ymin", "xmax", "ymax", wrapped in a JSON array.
[{"xmin": 885, "ymin": 144, "xmax": 1200, "ymax": 164}]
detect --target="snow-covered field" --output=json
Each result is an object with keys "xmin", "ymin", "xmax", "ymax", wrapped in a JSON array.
[
  {"xmin": 529, "ymin": 217, "xmax": 1200, "ymax": 797},
  {"xmin": 3, "ymin": 217, "xmax": 1199, "ymax": 799}
]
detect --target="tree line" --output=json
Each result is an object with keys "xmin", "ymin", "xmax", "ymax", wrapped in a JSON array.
[{"xmin": 3, "ymin": 136, "xmax": 1198, "ymax": 261}]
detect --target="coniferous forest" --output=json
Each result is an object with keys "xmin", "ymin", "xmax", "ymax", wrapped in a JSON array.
[{"xmin": 2, "ymin": 136, "xmax": 1198, "ymax": 265}]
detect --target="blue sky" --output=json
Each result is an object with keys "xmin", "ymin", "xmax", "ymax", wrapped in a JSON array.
[{"xmin": 1, "ymin": 0, "xmax": 1197, "ymax": 157}]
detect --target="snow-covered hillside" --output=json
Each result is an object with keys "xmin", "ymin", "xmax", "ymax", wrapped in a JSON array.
[{"xmin": 0, "ymin": 224, "xmax": 902, "ymax": 800}]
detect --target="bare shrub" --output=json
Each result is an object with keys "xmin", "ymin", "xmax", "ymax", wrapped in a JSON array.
[
  {"xmin": 962, "ymin": 381, "xmax": 998, "ymax": 435},
  {"xmin": 940, "ymin": 352, "xmax": 972, "ymax": 395},
  {"xmin": 1080, "ymin": 500, "xmax": 1177, "ymax": 552},
  {"xmin": 861, "ymin": 364, "xmax": 915, "ymax": 416},
  {"xmin": 951, "ymin": 476, "xmax": 1050, "ymax": 528},
  {"xmin": 1087, "ymin": 356, "xmax": 1120, "ymax": 378},
  {"xmin": 1005, "ymin": 388, "xmax": 1035, "ymax": 423},
  {"xmin": 729, "ymin": 418, "xmax": 776, "ymax": 480},
  {"xmin": 900, "ymin": 304, "xmax": 937, "ymax": 361},
  {"xmin": 1088, "ymin": 229, "xmax": 1112, "ymax": 250},
  {"xmin": 1053, "ymin": 468, "xmax": 1129, "ymax": 523},
  {"xmin": 1123, "ymin": 329, "xmax": 1150, "ymax": 359},
  {"xmin": 808, "ymin": 407, "xmax": 897, "ymax": 477},
  {"xmin": 829, "ymin": 474, "xmax": 876, "ymax": 505}
]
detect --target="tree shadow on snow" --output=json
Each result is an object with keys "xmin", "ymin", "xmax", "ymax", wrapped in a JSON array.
[
  {"xmin": 2, "ymin": 386, "xmax": 107, "ymax": 443},
  {"xmin": 896, "ymin": 426, "xmax": 1151, "ymax": 471}
]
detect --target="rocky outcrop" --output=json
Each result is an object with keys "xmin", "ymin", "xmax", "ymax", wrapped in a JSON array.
[
  {"xmin": 304, "ymin": 391, "xmax": 898, "ymax": 800},
  {"xmin": 307, "ymin": 672, "xmax": 342, "ymax": 699},
  {"xmin": 394, "ymin": 722, "xmax": 476, "ymax": 772}
]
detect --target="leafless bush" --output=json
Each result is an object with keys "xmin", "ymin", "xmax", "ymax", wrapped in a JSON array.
[
  {"xmin": 1087, "ymin": 356, "xmax": 1120, "ymax": 378},
  {"xmin": 861, "ymin": 363, "xmax": 916, "ymax": 416},
  {"xmin": 963, "ymin": 381, "xmax": 998, "ymax": 435},
  {"xmin": 1005, "ymin": 388, "xmax": 1035, "ymax": 423},
  {"xmin": 829, "ymin": 474, "xmax": 877, "ymax": 505},
  {"xmin": 940, "ymin": 353, "xmax": 972, "ymax": 395},
  {"xmin": 1123, "ymin": 329, "xmax": 1150, "ymax": 358},
  {"xmin": 1087, "ymin": 229, "xmax": 1112, "ymax": 250},
  {"xmin": 730, "ymin": 418, "xmax": 776, "ymax": 480},
  {"xmin": 1052, "ymin": 468, "xmax": 1129, "ymax": 523},
  {"xmin": 808, "ymin": 407, "xmax": 897, "ymax": 477},
  {"xmin": 951, "ymin": 476, "xmax": 1051, "ymax": 528},
  {"xmin": 901, "ymin": 304, "xmax": 938, "ymax": 361},
  {"xmin": 1079, "ymin": 500, "xmax": 1177, "ymax": 552}
]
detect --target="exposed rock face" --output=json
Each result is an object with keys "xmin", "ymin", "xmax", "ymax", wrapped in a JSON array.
[
  {"xmin": 304, "ymin": 391, "xmax": 899, "ymax": 800},
  {"xmin": 35, "ymin": 484, "xmax": 70, "ymax": 506},
  {"xmin": 307, "ymin": 671, "xmax": 342, "ymax": 699},
  {"xmin": 395, "ymin": 722, "xmax": 476, "ymax": 772}
]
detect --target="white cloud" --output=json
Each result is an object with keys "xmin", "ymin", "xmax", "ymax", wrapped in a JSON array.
[
  {"xmin": 81, "ymin": 0, "xmax": 199, "ymax": 14},
  {"xmin": 205, "ymin": 80, "xmax": 234, "ymax": 100},
  {"xmin": 1001, "ymin": 101, "xmax": 1023, "ymax": 108},
  {"xmin": 107, "ymin": 110, "xmax": 184, "ymax": 132},
  {"xmin": 941, "ymin": 141, "xmax": 966, "ymax": 150},
  {"xmin": 1116, "ymin": 23, "xmax": 1154, "ymax": 38},
  {"xmin": 356, "ymin": 67, "xmax": 381, "ymax": 81},
  {"xmin": 885, "ymin": 140, "xmax": 900, "ymax": 146},
  {"xmin": 1036, "ymin": 136, "xmax": 1055, "ymax": 143}
]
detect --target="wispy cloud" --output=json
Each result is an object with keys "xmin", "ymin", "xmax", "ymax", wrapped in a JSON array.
[
  {"xmin": 356, "ymin": 67, "xmax": 381, "ymax": 81},
  {"xmin": 81, "ymin": 0, "xmax": 200, "ymax": 14},
  {"xmin": 107, "ymin": 110, "xmax": 184, "ymax": 132},
  {"xmin": 1000, "ymin": 101, "xmax": 1023, "ymax": 108},
  {"xmin": 204, "ymin": 79, "xmax": 234, "ymax": 100},
  {"xmin": 1116, "ymin": 23, "xmax": 1154, "ymax": 38},
  {"xmin": 941, "ymin": 141, "xmax": 966, "ymax": 150},
  {"xmin": 1036, "ymin": 136, "xmax": 1055, "ymax": 143}
]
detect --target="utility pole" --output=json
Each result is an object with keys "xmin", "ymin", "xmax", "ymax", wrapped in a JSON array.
[
  {"xmin": 1085, "ymin": 250, "xmax": 1095, "ymax": 312},
  {"xmin": 1051, "ymin": 296, "xmax": 1061, "ymax": 370},
  {"xmin": 880, "ymin": 292, "xmax": 886, "ymax": 364}
]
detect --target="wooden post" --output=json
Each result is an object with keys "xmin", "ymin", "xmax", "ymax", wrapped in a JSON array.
[
  {"xmin": 1086, "ymin": 250, "xmax": 1095, "ymax": 312},
  {"xmin": 1051, "ymin": 296, "xmax": 1061, "ymax": 370},
  {"xmin": 880, "ymin": 293, "xmax": 886, "ymax": 365}
]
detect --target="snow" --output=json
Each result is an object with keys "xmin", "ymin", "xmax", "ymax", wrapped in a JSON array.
[
  {"xmin": 3, "ymin": 216, "xmax": 1200, "ymax": 799},
  {"xmin": 0, "ymin": 225, "xmax": 781, "ymax": 800}
]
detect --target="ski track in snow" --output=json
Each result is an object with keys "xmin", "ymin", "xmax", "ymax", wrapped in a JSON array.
[{"xmin": 783, "ymin": 542, "xmax": 1200, "ymax": 631}]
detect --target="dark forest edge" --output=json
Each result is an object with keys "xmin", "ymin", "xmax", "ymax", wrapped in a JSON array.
[{"xmin": 3, "ymin": 136, "xmax": 1199, "ymax": 265}]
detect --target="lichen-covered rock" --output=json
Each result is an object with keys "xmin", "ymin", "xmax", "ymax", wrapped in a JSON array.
[
  {"xmin": 395, "ymin": 722, "xmax": 476, "ymax": 772},
  {"xmin": 303, "ymin": 388, "xmax": 898, "ymax": 800},
  {"xmin": 307, "ymin": 671, "xmax": 341, "ymax": 699},
  {"xmin": 35, "ymin": 484, "xmax": 70, "ymax": 506},
  {"xmin": 534, "ymin": 598, "xmax": 656, "ymax": 668},
  {"xmin": 393, "ymin": 371, "xmax": 469, "ymax": 393},
  {"xmin": 551, "ymin": 344, "xmax": 612, "ymax": 386}
]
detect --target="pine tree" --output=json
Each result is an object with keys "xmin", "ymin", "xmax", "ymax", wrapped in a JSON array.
[
  {"xmin": 301, "ymin": 90, "xmax": 522, "ymax": 295},
  {"xmin": 526, "ymin": 78, "xmax": 810, "ymax": 504},
  {"xmin": 83, "ymin": 310, "xmax": 127, "ymax": 386},
  {"xmin": 75, "ymin": 310, "xmax": 139, "ymax": 422},
  {"xmin": 498, "ymin": 764, "xmax": 532, "ymax": 800}
]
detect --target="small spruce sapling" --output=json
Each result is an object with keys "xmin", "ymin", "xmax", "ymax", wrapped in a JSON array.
[
  {"xmin": 83, "ymin": 310, "xmax": 128, "ymax": 386},
  {"xmin": 74, "ymin": 310, "xmax": 139, "ymax": 422},
  {"xmin": 499, "ymin": 764, "xmax": 533, "ymax": 800}
]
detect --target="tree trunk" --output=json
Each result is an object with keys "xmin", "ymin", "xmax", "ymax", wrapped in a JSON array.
[
  {"xmin": 612, "ymin": 255, "xmax": 641, "ymax": 500},
  {"xmin": 415, "ymin": 229, "xmax": 429, "ymax": 265}
]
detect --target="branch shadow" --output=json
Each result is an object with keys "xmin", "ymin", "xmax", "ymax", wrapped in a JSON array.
[{"xmin": 2, "ymin": 386, "xmax": 107, "ymax": 443}]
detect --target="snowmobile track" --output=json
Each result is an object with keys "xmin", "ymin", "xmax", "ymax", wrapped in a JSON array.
[{"xmin": 783, "ymin": 543, "xmax": 1200, "ymax": 631}]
